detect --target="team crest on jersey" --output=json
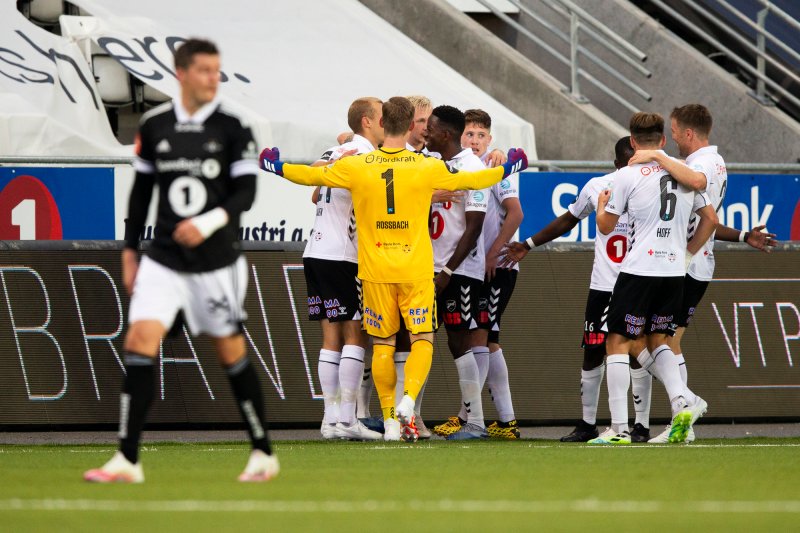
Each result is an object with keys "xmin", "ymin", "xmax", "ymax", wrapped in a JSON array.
[
  {"xmin": 446, "ymin": 299, "xmax": 456, "ymax": 312},
  {"xmin": 156, "ymin": 139, "xmax": 172, "ymax": 153},
  {"xmin": 203, "ymin": 139, "xmax": 222, "ymax": 153},
  {"xmin": 445, "ymin": 163, "xmax": 459, "ymax": 174},
  {"xmin": 202, "ymin": 158, "xmax": 221, "ymax": 179}
]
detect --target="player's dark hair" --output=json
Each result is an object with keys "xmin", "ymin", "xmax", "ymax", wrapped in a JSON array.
[
  {"xmin": 174, "ymin": 38, "xmax": 219, "ymax": 70},
  {"xmin": 382, "ymin": 97, "xmax": 415, "ymax": 136},
  {"xmin": 614, "ymin": 136, "xmax": 634, "ymax": 167},
  {"xmin": 670, "ymin": 104, "xmax": 713, "ymax": 138},
  {"xmin": 629, "ymin": 112, "xmax": 664, "ymax": 145},
  {"xmin": 431, "ymin": 105, "xmax": 466, "ymax": 138},
  {"xmin": 464, "ymin": 109, "xmax": 491, "ymax": 130},
  {"xmin": 348, "ymin": 97, "xmax": 382, "ymax": 134}
]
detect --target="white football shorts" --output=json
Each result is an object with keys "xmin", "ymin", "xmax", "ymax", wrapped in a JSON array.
[{"xmin": 128, "ymin": 255, "xmax": 248, "ymax": 337}]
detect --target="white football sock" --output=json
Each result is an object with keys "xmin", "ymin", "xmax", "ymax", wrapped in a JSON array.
[
  {"xmin": 630, "ymin": 366, "xmax": 652, "ymax": 428},
  {"xmin": 454, "ymin": 351, "xmax": 484, "ymax": 428},
  {"xmin": 394, "ymin": 351, "xmax": 409, "ymax": 408},
  {"xmin": 414, "ymin": 378, "xmax": 427, "ymax": 416},
  {"xmin": 318, "ymin": 349, "xmax": 341, "ymax": 424},
  {"xmin": 338, "ymin": 345, "xmax": 365, "ymax": 425},
  {"xmin": 487, "ymin": 348, "xmax": 515, "ymax": 422},
  {"xmin": 356, "ymin": 366, "xmax": 373, "ymax": 418},
  {"xmin": 676, "ymin": 353, "xmax": 687, "ymax": 385},
  {"xmin": 642, "ymin": 345, "xmax": 689, "ymax": 414},
  {"xmin": 581, "ymin": 364, "xmax": 604, "ymax": 425},
  {"xmin": 472, "ymin": 345, "xmax": 491, "ymax": 390},
  {"xmin": 606, "ymin": 354, "xmax": 630, "ymax": 434}
]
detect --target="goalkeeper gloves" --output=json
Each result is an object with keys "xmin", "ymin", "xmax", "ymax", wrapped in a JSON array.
[
  {"xmin": 259, "ymin": 147, "xmax": 284, "ymax": 176},
  {"xmin": 502, "ymin": 148, "xmax": 528, "ymax": 178}
]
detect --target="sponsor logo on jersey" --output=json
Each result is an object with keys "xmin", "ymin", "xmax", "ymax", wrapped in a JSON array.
[
  {"xmin": 156, "ymin": 139, "xmax": 172, "ymax": 153},
  {"xmin": 656, "ymin": 227, "xmax": 671, "ymax": 238},
  {"xmin": 402, "ymin": 244, "xmax": 411, "ymax": 253},
  {"xmin": 242, "ymin": 141, "xmax": 258, "ymax": 160},
  {"xmin": 500, "ymin": 179, "xmax": 511, "ymax": 190},
  {"xmin": 175, "ymin": 123, "xmax": 204, "ymax": 133},
  {"xmin": 156, "ymin": 158, "xmax": 203, "ymax": 174},
  {"xmin": 472, "ymin": 191, "xmax": 485, "ymax": 202},
  {"xmin": 364, "ymin": 154, "xmax": 415, "ymax": 164},
  {"xmin": 376, "ymin": 220, "xmax": 409, "ymax": 229}
]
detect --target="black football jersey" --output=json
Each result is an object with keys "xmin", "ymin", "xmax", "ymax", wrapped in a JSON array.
[{"xmin": 133, "ymin": 99, "xmax": 258, "ymax": 272}]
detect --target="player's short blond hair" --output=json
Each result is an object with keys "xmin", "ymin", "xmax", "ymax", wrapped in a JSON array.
[
  {"xmin": 347, "ymin": 97, "xmax": 382, "ymax": 134},
  {"xmin": 406, "ymin": 95, "xmax": 432, "ymax": 112}
]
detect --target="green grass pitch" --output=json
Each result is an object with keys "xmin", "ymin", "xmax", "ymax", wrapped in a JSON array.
[{"xmin": 2, "ymin": 439, "xmax": 799, "ymax": 532}]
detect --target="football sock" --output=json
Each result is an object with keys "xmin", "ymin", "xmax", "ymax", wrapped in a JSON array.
[
  {"xmin": 580, "ymin": 364, "xmax": 604, "ymax": 426},
  {"xmin": 630, "ymin": 366, "xmax": 652, "ymax": 428},
  {"xmin": 404, "ymin": 339, "xmax": 433, "ymax": 400},
  {"xmin": 318, "ymin": 349, "xmax": 341, "ymax": 425},
  {"xmin": 339, "ymin": 345, "xmax": 365, "ymax": 426},
  {"xmin": 640, "ymin": 345, "xmax": 688, "ymax": 413},
  {"xmin": 472, "ymin": 345, "xmax": 491, "ymax": 390},
  {"xmin": 676, "ymin": 353, "xmax": 688, "ymax": 385},
  {"xmin": 357, "ymin": 365, "xmax": 373, "ymax": 418},
  {"xmin": 487, "ymin": 348, "xmax": 515, "ymax": 422},
  {"xmin": 605, "ymin": 354, "xmax": 630, "ymax": 434},
  {"xmin": 414, "ymin": 378, "xmax": 427, "ymax": 416},
  {"xmin": 226, "ymin": 356, "xmax": 272, "ymax": 455},
  {"xmin": 119, "ymin": 352, "xmax": 155, "ymax": 464},
  {"xmin": 393, "ymin": 351, "xmax": 409, "ymax": 408},
  {"xmin": 371, "ymin": 343, "xmax": 397, "ymax": 420},
  {"xmin": 454, "ymin": 350, "xmax": 484, "ymax": 428}
]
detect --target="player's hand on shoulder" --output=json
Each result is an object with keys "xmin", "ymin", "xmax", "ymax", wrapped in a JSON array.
[
  {"xmin": 627, "ymin": 150, "xmax": 659, "ymax": 166},
  {"xmin": 497, "ymin": 241, "xmax": 528, "ymax": 268},
  {"xmin": 432, "ymin": 189, "xmax": 465, "ymax": 204},
  {"xmin": 485, "ymin": 149, "xmax": 507, "ymax": 168},
  {"xmin": 597, "ymin": 189, "xmax": 611, "ymax": 209},
  {"xmin": 259, "ymin": 146, "xmax": 284, "ymax": 176},
  {"xmin": 748, "ymin": 225, "xmax": 778, "ymax": 253}
]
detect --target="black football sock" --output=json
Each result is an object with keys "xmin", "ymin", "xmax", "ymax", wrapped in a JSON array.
[
  {"xmin": 226, "ymin": 357, "xmax": 273, "ymax": 455},
  {"xmin": 119, "ymin": 352, "xmax": 156, "ymax": 464}
]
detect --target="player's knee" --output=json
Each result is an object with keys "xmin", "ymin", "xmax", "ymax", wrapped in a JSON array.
[{"xmin": 124, "ymin": 321, "xmax": 164, "ymax": 355}]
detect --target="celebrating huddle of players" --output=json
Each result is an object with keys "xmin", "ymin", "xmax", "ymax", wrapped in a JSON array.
[{"xmin": 85, "ymin": 37, "xmax": 778, "ymax": 489}]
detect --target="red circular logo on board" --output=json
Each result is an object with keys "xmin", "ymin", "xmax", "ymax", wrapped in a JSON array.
[
  {"xmin": 791, "ymin": 197, "xmax": 800, "ymax": 240},
  {"xmin": 0, "ymin": 175, "xmax": 63, "ymax": 239}
]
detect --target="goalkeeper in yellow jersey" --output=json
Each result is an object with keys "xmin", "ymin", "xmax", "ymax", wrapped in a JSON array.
[{"xmin": 260, "ymin": 96, "xmax": 527, "ymax": 442}]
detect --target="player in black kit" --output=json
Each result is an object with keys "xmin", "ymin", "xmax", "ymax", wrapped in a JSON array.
[{"xmin": 84, "ymin": 39, "xmax": 278, "ymax": 483}]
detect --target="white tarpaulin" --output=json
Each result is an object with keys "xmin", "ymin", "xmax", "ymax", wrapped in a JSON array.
[
  {"xmin": 67, "ymin": 0, "xmax": 537, "ymax": 161},
  {"xmin": 0, "ymin": 5, "xmax": 127, "ymax": 156}
]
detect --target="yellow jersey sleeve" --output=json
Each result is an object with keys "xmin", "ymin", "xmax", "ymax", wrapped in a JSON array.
[
  {"xmin": 426, "ymin": 158, "xmax": 505, "ymax": 191},
  {"xmin": 282, "ymin": 159, "xmax": 354, "ymax": 188}
]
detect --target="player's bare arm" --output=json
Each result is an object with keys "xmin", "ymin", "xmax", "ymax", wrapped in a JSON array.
[
  {"xmin": 686, "ymin": 204, "xmax": 719, "ymax": 255},
  {"xmin": 711, "ymin": 224, "xmax": 777, "ymax": 252},
  {"xmin": 485, "ymin": 197, "xmax": 523, "ymax": 280},
  {"xmin": 595, "ymin": 189, "xmax": 618, "ymax": 235},
  {"xmin": 432, "ymin": 190, "xmax": 465, "ymax": 204},
  {"xmin": 498, "ymin": 211, "xmax": 579, "ymax": 268},
  {"xmin": 628, "ymin": 150, "xmax": 707, "ymax": 190},
  {"xmin": 435, "ymin": 210, "xmax": 485, "ymax": 293},
  {"xmin": 484, "ymin": 148, "xmax": 507, "ymax": 168}
]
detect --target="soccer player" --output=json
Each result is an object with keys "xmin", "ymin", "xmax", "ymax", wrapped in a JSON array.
[
  {"xmin": 628, "ymin": 104, "xmax": 777, "ymax": 443},
  {"xmin": 84, "ymin": 39, "xmax": 278, "ymax": 483},
  {"xmin": 426, "ymin": 105, "xmax": 490, "ymax": 440},
  {"xmin": 306, "ymin": 97, "xmax": 384, "ymax": 441},
  {"xmin": 259, "ymin": 96, "xmax": 528, "ymax": 442},
  {"xmin": 592, "ymin": 112, "xmax": 716, "ymax": 445},
  {"xmin": 500, "ymin": 137, "xmax": 655, "ymax": 442},
  {"xmin": 434, "ymin": 109, "xmax": 522, "ymax": 439}
]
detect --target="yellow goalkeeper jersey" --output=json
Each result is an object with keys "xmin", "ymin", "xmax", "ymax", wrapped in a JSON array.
[{"xmin": 282, "ymin": 147, "xmax": 505, "ymax": 283}]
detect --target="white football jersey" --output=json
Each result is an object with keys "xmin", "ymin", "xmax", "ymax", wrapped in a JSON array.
[
  {"xmin": 568, "ymin": 172, "xmax": 629, "ymax": 291},
  {"xmin": 430, "ymin": 149, "xmax": 488, "ymax": 281},
  {"xmin": 480, "ymin": 150, "xmax": 521, "ymax": 272},
  {"xmin": 686, "ymin": 146, "xmax": 728, "ymax": 282},
  {"xmin": 605, "ymin": 152, "xmax": 711, "ymax": 277},
  {"xmin": 302, "ymin": 134, "xmax": 374, "ymax": 262}
]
